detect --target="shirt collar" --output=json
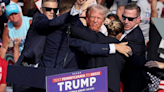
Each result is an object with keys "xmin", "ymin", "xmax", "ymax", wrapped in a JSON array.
[{"xmin": 124, "ymin": 24, "xmax": 138, "ymax": 34}]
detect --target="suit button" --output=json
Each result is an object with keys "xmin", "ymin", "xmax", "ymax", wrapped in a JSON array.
[{"xmin": 102, "ymin": 48, "xmax": 108, "ymax": 50}]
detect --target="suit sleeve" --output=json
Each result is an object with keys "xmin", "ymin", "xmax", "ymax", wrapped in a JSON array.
[
  {"xmin": 128, "ymin": 39, "xmax": 145, "ymax": 57},
  {"xmin": 70, "ymin": 26, "xmax": 119, "ymax": 44},
  {"xmin": 128, "ymin": 53, "xmax": 147, "ymax": 66},
  {"xmin": 34, "ymin": 12, "xmax": 79, "ymax": 32},
  {"xmin": 69, "ymin": 38, "xmax": 109, "ymax": 56}
]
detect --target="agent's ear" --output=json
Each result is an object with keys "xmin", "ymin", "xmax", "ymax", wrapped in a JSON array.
[
  {"xmin": 137, "ymin": 16, "xmax": 141, "ymax": 24},
  {"xmin": 40, "ymin": 7, "xmax": 43, "ymax": 14}
]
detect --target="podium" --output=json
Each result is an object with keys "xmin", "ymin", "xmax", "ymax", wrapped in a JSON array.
[{"xmin": 6, "ymin": 65, "xmax": 80, "ymax": 89}]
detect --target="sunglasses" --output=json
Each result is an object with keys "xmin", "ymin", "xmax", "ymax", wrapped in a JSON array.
[
  {"xmin": 122, "ymin": 15, "xmax": 138, "ymax": 21},
  {"xmin": 43, "ymin": 7, "xmax": 58, "ymax": 13}
]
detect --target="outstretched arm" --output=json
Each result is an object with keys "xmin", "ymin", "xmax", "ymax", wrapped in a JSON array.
[
  {"xmin": 70, "ymin": 38, "xmax": 132, "ymax": 57},
  {"xmin": 70, "ymin": 26, "xmax": 132, "ymax": 57},
  {"xmin": 34, "ymin": 0, "xmax": 88, "ymax": 32}
]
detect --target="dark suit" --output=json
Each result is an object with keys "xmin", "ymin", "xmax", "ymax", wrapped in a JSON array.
[
  {"xmin": 70, "ymin": 26, "xmax": 126, "ymax": 92},
  {"xmin": 40, "ymin": 25, "xmax": 111, "ymax": 68},
  {"xmin": 16, "ymin": 11, "xmax": 79, "ymax": 65},
  {"xmin": 120, "ymin": 26, "xmax": 148, "ymax": 92}
]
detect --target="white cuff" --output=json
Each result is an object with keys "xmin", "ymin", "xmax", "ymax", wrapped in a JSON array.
[
  {"xmin": 109, "ymin": 44, "xmax": 116, "ymax": 54},
  {"xmin": 70, "ymin": 5, "xmax": 82, "ymax": 16}
]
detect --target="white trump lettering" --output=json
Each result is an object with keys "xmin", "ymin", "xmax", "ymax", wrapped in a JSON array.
[
  {"xmin": 57, "ymin": 82, "xmax": 64, "ymax": 91},
  {"xmin": 73, "ymin": 80, "xmax": 79, "ymax": 89},
  {"xmin": 90, "ymin": 77, "xmax": 96, "ymax": 86},
  {"xmin": 81, "ymin": 78, "xmax": 89, "ymax": 88},
  {"xmin": 65, "ymin": 81, "xmax": 72, "ymax": 90},
  {"xmin": 57, "ymin": 77, "xmax": 96, "ymax": 91}
]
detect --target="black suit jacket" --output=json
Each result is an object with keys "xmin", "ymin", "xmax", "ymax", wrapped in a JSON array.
[
  {"xmin": 121, "ymin": 26, "xmax": 145, "ymax": 58},
  {"xmin": 70, "ymin": 26, "xmax": 126, "ymax": 92},
  {"xmin": 121, "ymin": 26, "xmax": 148, "ymax": 92}
]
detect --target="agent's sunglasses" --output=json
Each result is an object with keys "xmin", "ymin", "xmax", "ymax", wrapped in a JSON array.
[
  {"xmin": 122, "ymin": 15, "xmax": 138, "ymax": 21},
  {"xmin": 43, "ymin": 7, "xmax": 58, "ymax": 12}
]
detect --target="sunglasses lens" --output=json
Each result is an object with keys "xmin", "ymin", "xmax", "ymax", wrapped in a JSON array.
[
  {"xmin": 53, "ymin": 8, "xmax": 58, "ymax": 12},
  {"xmin": 122, "ymin": 15, "xmax": 136, "ymax": 21},
  {"xmin": 128, "ymin": 18, "xmax": 134, "ymax": 21},
  {"xmin": 122, "ymin": 15, "xmax": 126, "ymax": 20},
  {"xmin": 44, "ymin": 7, "xmax": 58, "ymax": 12},
  {"xmin": 45, "ymin": 8, "xmax": 52, "ymax": 11}
]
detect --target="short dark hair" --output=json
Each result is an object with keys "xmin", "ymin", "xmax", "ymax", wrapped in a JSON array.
[
  {"xmin": 107, "ymin": 13, "xmax": 119, "ymax": 20},
  {"xmin": 125, "ymin": 3, "xmax": 141, "ymax": 17},
  {"xmin": 59, "ymin": 0, "xmax": 76, "ymax": 13},
  {"xmin": 107, "ymin": 20, "xmax": 124, "ymax": 37}
]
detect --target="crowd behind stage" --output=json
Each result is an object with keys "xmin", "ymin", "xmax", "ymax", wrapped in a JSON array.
[{"xmin": 1, "ymin": 0, "xmax": 164, "ymax": 92}]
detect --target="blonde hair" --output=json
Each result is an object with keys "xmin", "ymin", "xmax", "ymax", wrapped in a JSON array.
[
  {"xmin": 87, "ymin": 4, "xmax": 108, "ymax": 20},
  {"xmin": 107, "ymin": 20, "xmax": 124, "ymax": 37}
]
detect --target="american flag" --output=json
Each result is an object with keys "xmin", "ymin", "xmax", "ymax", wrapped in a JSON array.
[
  {"xmin": 147, "ymin": 72, "xmax": 164, "ymax": 92},
  {"xmin": 158, "ymin": 80, "xmax": 164, "ymax": 92},
  {"xmin": 147, "ymin": 72, "xmax": 160, "ymax": 92}
]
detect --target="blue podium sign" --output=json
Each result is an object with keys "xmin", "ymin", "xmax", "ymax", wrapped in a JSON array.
[{"xmin": 46, "ymin": 67, "xmax": 108, "ymax": 92}]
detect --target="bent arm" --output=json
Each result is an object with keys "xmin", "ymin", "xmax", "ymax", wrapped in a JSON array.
[
  {"xmin": 70, "ymin": 38, "xmax": 132, "ymax": 57},
  {"xmin": 13, "ymin": 38, "xmax": 21, "ymax": 63},
  {"xmin": 1, "ymin": 26, "xmax": 9, "ymax": 59},
  {"xmin": 70, "ymin": 26, "xmax": 120, "ymax": 43},
  {"xmin": 69, "ymin": 38, "xmax": 109, "ymax": 56}
]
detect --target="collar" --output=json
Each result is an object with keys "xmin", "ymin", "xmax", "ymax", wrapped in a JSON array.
[
  {"xmin": 124, "ymin": 24, "xmax": 138, "ymax": 34},
  {"xmin": 119, "ymin": 24, "xmax": 138, "ymax": 41}
]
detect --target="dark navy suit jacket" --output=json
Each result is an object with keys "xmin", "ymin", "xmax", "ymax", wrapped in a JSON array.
[
  {"xmin": 40, "ymin": 24, "xmax": 111, "ymax": 68},
  {"xmin": 16, "ymin": 11, "xmax": 80, "ymax": 65},
  {"xmin": 120, "ymin": 26, "xmax": 148, "ymax": 92},
  {"xmin": 70, "ymin": 26, "xmax": 126, "ymax": 92}
]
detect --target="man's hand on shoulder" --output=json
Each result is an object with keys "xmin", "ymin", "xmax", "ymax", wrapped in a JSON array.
[{"xmin": 115, "ymin": 42, "xmax": 132, "ymax": 57}]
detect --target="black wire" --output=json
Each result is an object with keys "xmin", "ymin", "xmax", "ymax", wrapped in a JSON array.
[{"xmin": 63, "ymin": 24, "xmax": 71, "ymax": 68}]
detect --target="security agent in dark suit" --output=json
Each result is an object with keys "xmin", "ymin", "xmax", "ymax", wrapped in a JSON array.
[
  {"xmin": 119, "ymin": 3, "xmax": 148, "ymax": 92},
  {"xmin": 16, "ymin": 0, "xmax": 84, "ymax": 65},
  {"xmin": 70, "ymin": 4, "xmax": 132, "ymax": 92}
]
